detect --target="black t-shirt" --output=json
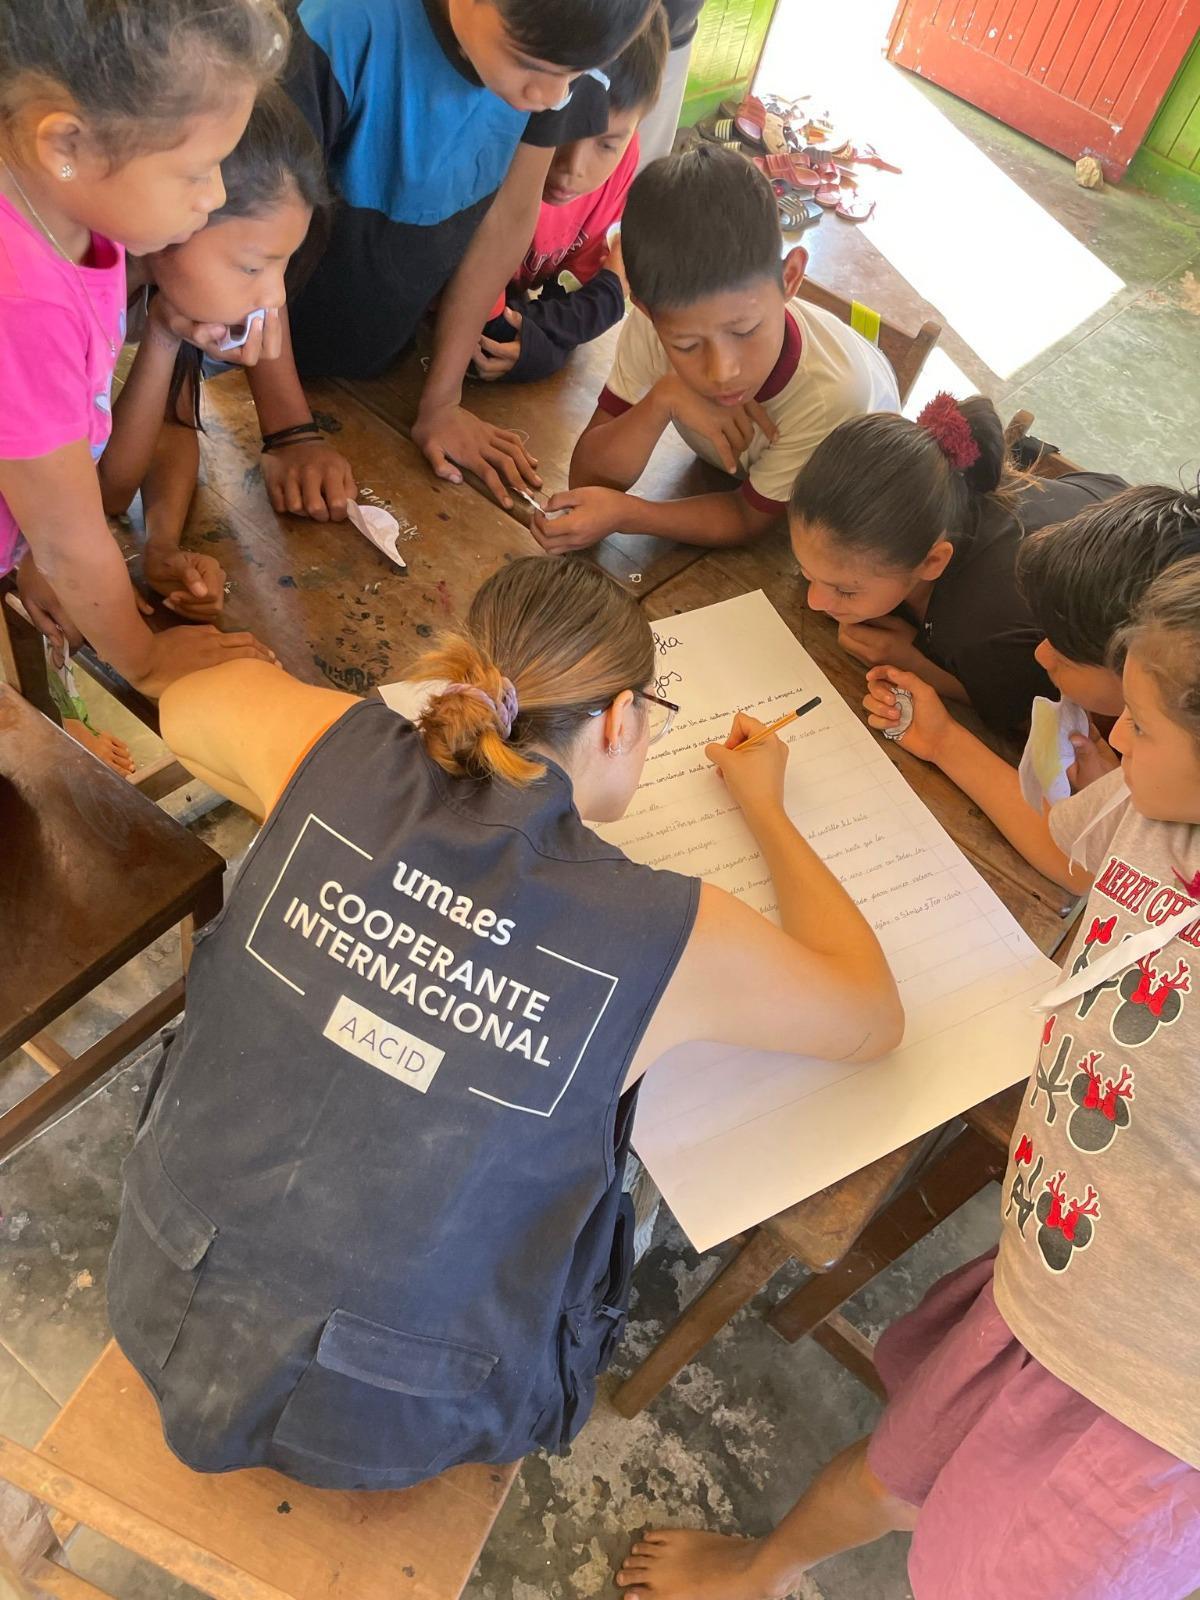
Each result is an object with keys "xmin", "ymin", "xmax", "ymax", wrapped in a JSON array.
[
  {"xmin": 283, "ymin": 0, "xmax": 609, "ymax": 379},
  {"xmin": 919, "ymin": 472, "xmax": 1127, "ymax": 739}
]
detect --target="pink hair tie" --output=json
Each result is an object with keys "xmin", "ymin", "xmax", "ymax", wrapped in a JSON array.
[
  {"xmin": 917, "ymin": 392, "xmax": 980, "ymax": 472},
  {"xmin": 441, "ymin": 678, "xmax": 519, "ymax": 739}
]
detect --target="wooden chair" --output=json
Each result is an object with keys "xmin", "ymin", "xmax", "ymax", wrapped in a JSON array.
[
  {"xmin": 796, "ymin": 278, "xmax": 941, "ymax": 405},
  {"xmin": 0, "ymin": 685, "xmax": 224, "ymax": 1161},
  {"xmin": 612, "ymin": 1086, "xmax": 1021, "ymax": 1415},
  {"xmin": 0, "ymin": 1342, "xmax": 518, "ymax": 1600},
  {"xmin": 1004, "ymin": 408, "xmax": 1084, "ymax": 478}
]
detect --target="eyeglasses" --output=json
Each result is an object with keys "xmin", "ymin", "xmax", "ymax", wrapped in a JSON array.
[{"xmin": 587, "ymin": 688, "xmax": 679, "ymax": 745}]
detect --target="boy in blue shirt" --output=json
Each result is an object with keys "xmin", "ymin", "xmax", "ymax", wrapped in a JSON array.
[{"xmin": 247, "ymin": 0, "xmax": 654, "ymax": 517}]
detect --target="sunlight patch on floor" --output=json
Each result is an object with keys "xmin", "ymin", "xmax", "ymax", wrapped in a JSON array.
[{"xmin": 754, "ymin": 0, "xmax": 1124, "ymax": 378}]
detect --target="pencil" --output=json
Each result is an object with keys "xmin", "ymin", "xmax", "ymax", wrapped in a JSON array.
[{"xmin": 737, "ymin": 696, "xmax": 822, "ymax": 751}]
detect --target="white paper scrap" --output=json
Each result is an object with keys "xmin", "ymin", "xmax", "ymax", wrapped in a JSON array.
[{"xmin": 348, "ymin": 500, "xmax": 408, "ymax": 571}]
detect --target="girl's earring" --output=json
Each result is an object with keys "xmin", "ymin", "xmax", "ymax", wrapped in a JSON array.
[
  {"xmin": 606, "ymin": 739, "xmax": 627, "ymax": 759},
  {"xmin": 59, "ymin": 163, "xmax": 75, "ymax": 180}
]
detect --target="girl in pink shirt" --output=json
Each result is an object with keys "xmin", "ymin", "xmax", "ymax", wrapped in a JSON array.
[{"xmin": 0, "ymin": 0, "xmax": 286, "ymax": 698}]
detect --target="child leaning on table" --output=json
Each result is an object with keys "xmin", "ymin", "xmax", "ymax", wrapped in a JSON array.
[
  {"xmin": 471, "ymin": 4, "xmax": 669, "ymax": 384},
  {"xmin": 533, "ymin": 143, "xmax": 899, "ymax": 553},
  {"xmin": 617, "ymin": 556, "xmax": 1200, "ymax": 1600},
  {"xmin": 862, "ymin": 485, "xmax": 1200, "ymax": 894},
  {"xmin": 0, "ymin": 0, "xmax": 282, "ymax": 698},
  {"xmin": 19, "ymin": 90, "xmax": 326, "ymax": 649}
]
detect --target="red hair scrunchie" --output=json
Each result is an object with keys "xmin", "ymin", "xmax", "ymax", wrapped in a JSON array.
[{"xmin": 917, "ymin": 392, "xmax": 981, "ymax": 472}]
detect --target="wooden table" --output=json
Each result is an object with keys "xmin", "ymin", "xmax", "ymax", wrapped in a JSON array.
[
  {"xmin": 0, "ymin": 684, "xmax": 224, "ymax": 1158},
  {"xmin": 75, "ymin": 345, "xmax": 1064, "ymax": 1404},
  {"xmin": 610, "ymin": 538, "xmax": 1068, "ymax": 1413},
  {"xmin": 345, "ymin": 328, "xmax": 730, "ymax": 592}
]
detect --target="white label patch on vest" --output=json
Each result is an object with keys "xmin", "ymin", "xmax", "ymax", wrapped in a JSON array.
[{"xmin": 323, "ymin": 995, "xmax": 444, "ymax": 1093}]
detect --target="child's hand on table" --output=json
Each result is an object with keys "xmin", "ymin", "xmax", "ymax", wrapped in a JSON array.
[
  {"xmin": 143, "ymin": 546, "xmax": 226, "ymax": 622},
  {"xmin": 838, "ymin": 614, "xmax": 920, "ymax": 670},
  {"xmin": 1067, "ymin": 722, "xmax": 1120, "ymax": 790},
  {"xmin": 531, "ymin": 486, "xmax": 624, "ymax": 552},
  {"xmin": 413, "ymin": 402, "xmax": 541, "ymax": 509},
  {"xmin": 863, "ymin": 666, "xmax": 952, "ymax": 763},
  {"xmin": 704, "ymin": 712, "xmax": 788, "ymax": 811},
  {"xmin": 261, "ymin": 440, "xmax": 359, "ymax": 523},
  {"xmin": 472, "ymin": 307, "xmax": 523, "ymax": 381},
  {"xmin": 655, "ymin": 374, "xmax": 778, "ymax": 475}
]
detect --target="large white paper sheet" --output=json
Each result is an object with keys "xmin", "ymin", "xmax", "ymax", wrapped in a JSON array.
[{"xmin": 597, "ymin": 591, "xmax": 1058, "ymax": 1251}]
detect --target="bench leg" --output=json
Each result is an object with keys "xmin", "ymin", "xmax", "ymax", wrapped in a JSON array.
[
  {"xmin": 612, "ymin": 1228, "xmax": 795, "ymax": 1418},
  {"xmin": 766, "ymin": 1127, "xmax": 1006, "ymax": 1345}
]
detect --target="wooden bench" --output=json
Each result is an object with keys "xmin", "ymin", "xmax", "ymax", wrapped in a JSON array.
[
  {"xmin": 0, "ymin": 1342, "xmax": 518, "ymax": 1600},
  {"xmin": 0, "ymin": 686, "xmax": 224, "ymax": 1162}
]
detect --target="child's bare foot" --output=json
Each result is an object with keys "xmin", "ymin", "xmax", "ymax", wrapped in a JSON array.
[
  {"xmin": 616, "ymin": 1530, "xmax": 786, "ymax": 1599},
  {"xmin": 63, "ymin": 718, "xmax": 137, "ymax": 777}
]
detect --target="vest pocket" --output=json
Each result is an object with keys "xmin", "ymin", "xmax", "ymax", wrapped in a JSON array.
[
  {"xmin": 108, "ymin": 1130, "xmax": 216, "ymax": 1370},
  {"xmin": 272, "ymin": 1309, "xmax": 499, "ymax": 1475}
]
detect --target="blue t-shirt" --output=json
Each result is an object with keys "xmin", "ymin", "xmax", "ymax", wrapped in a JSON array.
[{"xmin": 285, "ymin": 0, "xmax": 608, "ymax": 378}]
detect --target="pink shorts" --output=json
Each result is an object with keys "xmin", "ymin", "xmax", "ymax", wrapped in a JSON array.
[{"xmin": 868, "ymin": 1251, "xmax": 1200, "ymax": 1600}]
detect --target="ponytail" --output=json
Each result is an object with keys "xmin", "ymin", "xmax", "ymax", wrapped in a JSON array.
[
  {"xmin": 789, "ymin": 393, "xmax": 1015, "ymax": 570},
  {"xmin": 411, "ymin": 557, "xmax": 655, "ymax": 787}
]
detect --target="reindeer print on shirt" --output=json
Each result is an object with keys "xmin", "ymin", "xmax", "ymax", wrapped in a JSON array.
[
  {"xmin": 1008, "ymin": 847, "xmax": 1197, "ymax": 1278},
  {"xmin": 1111, "ymin": 954, "xmax": 1190, "ymax": 1046}
]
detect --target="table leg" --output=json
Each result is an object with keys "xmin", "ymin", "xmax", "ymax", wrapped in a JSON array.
[
  {"xmin": 612, "ymin": 1228, "xmax": 795, "ymax": 1418},
  {"xmin": 766, "ymin": 1127, "xmax": 1005, "ymax": 1344}
]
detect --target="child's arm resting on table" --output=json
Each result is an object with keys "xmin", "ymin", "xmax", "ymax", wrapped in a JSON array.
[
  {"xmin": 533, "ymin": 482, "xmax": 777, "ymax": 551},
  {"xmin": 473, "ymin": 270, "xmax": 626, "ymax": 383},
  {"xmin": 627, "ymin": 713, "xmax": 904, "ymax": 1086},
  {"xmin": 159, "ymin": 659, "xmax": 357, "ymax": 819},
  {"xmin": 0, "ymin": 444, "xmax": 273, "ymax": 696},
  {"xmin": 412, "ymin": 142, "xmax": 548, "ymax": 505},
  {"xmin": 863, "ymin": 666, "xmax": 1090, "ymax": 894}
]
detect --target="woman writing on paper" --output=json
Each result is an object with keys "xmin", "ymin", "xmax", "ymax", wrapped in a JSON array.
[{"xmin": 105, "ymin": 556, "xmax": 902, "ymax": 1490}]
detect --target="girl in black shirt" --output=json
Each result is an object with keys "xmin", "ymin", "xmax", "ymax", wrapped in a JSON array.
[{"xmin": 787, "ymin": 392, "xmax": 1124, "ymax": 739}]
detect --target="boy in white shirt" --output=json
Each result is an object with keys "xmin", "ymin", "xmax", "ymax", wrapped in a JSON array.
[{"xmin": 531, "ymin": 144, "xmax": 899, "ymax": 552}]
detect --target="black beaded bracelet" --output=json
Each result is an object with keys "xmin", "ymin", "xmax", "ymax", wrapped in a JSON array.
[{"xmin": 261, "ymin": 421, "xmax": 323, "ymax": 452}]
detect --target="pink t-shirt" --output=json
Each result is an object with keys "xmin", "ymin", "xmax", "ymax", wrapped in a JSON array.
[
  {"xmin": 514, "ymin": 132, "xmax": 639, "ymax": 294},
  {"xmin": 0, "ymin": 193, "xmax": 125, "ymax": 576}
]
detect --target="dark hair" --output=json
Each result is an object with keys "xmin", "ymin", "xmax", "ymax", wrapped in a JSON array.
[
  {"xmin": 496, "ymin": 0, "xmax": 655, "ymax": 70},
  {"xmin": 167, "ymin": 87, "xmax": 328, "ymax": 429},
  {"xmin": 606, "ymin": 3, "xmax": 669, "ymax": 115},
  {"xmin": 788, "ymin": 398, "xmax": 1012, "ymax": 569},
  {"xmin": 413, "ymin": 557, "xmax": 654, "ymax": 787},
  {"xmin": 623, "ymin": 144, "xmax": 783, "ymax": 312},
  {"xmin": 1116, "ymin": 555, "xmax": 1200, "ymax": 746},
  {"xmin": 0, "ymin": 0, "xmax": 287, "ymax": 161},
  {"xmin": 1019, "ymin": 485, "xmax": 1200, "ymax": 667}
]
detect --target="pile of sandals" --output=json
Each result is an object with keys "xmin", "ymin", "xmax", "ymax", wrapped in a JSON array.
[{"xmin": 695, "ymin": 93, "xmax": 901, "ymax": 232}]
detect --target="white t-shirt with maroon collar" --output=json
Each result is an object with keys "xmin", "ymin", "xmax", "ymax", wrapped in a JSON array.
[
  {"xmin": 596, "ymin": 296, "xmax": 899, "ymax": 513},
  {"xmin": 994, "ymin": 767, "xmax": 1200, "ymax": 1466}
]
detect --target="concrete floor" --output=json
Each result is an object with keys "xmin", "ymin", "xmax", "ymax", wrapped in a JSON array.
[{"xmin": 4, "ymin": 11, "xmax": 1200, "ymax": 1595}]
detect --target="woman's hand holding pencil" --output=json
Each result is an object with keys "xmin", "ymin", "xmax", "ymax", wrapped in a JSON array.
[{"xmin": 705, "ymin": 698, "xmax": 821, "ymax": 811}]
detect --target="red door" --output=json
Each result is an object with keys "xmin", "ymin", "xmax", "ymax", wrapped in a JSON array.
[{"xmin": 887, "ymin": 0, "xmax": 1200, "ymax": 180}]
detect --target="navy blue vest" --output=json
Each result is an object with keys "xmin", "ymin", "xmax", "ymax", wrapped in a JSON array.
[{"xmin": 107, "ymin": 704, "xmax": 697, "ymax": 1488}]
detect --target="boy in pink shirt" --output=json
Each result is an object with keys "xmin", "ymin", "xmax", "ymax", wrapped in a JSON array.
[{"xmin": 471, "ymin": 5, "xmax": 668, "ymax": 385}]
